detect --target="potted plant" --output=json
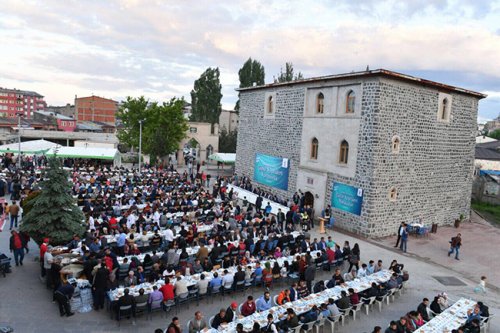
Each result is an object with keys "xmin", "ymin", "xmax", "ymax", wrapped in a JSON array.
[{"xmin": 454, "ymin": 214, "xmax": 464, "ymax": 228}]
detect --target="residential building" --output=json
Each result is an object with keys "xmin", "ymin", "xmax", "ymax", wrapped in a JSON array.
[
  {"xmin": 75, "ymin": 95, "xmax": 118, "ymax": 125},
  {"xmin": 0, "ymin": 87, "xmax": 46, "ymax": 119},
  {"xmin": 219, "ymin": 109, "xmax": 239, "ymax": 133},
  {"xmin": 176, "ymin": 122, "xmax": 219, "ymax": 165},
  {"xmin": 235, "ymin": 69, "xmax": 486, "ymax": 237},
  {"xmin": 34, "ymin": 111, "xmax": 76, "ymax": 132}
]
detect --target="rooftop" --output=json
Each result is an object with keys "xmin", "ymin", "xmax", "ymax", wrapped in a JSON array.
[
  {"xmin": 236, "ymin": 68, "xmax": 487, "ymax": 99},
  {"xmin": 34, "ymin": 110, "xmax": 74, "ymax": 120},
  {"xmin": 0, "ymin": 87, "xmax": 44, "ymax": 97}
]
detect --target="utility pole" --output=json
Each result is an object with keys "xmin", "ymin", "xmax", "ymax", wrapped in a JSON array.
[{"xmin": 138, "ymin": 119, "xmax": 144, "ymax": 173}]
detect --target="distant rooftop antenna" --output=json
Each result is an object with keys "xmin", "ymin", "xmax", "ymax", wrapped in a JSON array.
[{"xmin": 366, "ymin": 65, "xmax": 370, "ymax": 71}]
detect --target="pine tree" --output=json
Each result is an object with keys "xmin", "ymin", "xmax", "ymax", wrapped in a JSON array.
[
  {"xmin": 190, "ymin": 67, "xmax": 222, "ymax": 132},
  {"xmin": 20, "ymin": 157, "xmax": 86, "ymax": 245}
]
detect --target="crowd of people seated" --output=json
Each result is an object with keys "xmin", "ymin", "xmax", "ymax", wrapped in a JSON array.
[{"xmin": 379, "ymin": 295, "xmax": 489, "ymax": 333}]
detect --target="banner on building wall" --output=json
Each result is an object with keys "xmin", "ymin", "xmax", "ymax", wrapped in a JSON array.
[
  {"xmin": 254, "ymin": 153, "xmax": 290, "ymax": 191},
  {"xmin": 331, "ymin": 181, "xmax": 363, "ymax": 216}
]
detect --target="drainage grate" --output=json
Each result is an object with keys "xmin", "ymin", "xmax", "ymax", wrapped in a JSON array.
[{"xmin": 432, "ymin": 276, "xmax": 467, "ymax": 286}]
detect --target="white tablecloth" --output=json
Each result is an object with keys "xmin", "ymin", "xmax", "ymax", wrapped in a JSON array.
[{"xmin": 413, "ymin": 298, "xmax": 476, "ymax": 333}]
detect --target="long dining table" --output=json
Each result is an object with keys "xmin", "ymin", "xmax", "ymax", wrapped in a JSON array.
[
  {"xmin": 107, "ymin": 248, "xmax": 320, "ymax": 302},
  {"xmin": 413, "ymin": 297, "xmax": 477, "ymax": 333},
  {"xmin": 217, "ymin": 269, "xmax": 394, "ymax": 332}
]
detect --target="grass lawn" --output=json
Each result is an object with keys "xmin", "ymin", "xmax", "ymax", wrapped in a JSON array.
[{"xmin": 472, "ymin": 200, "xmax": 500, "ymax": 225}]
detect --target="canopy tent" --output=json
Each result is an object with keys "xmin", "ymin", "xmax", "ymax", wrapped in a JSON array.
[
  {"xmin": 44, "ymin": 146, "xmax": 121, "ymax": 165},
  {"xmin": 0, "ymin": 139, "xmax": 58, "ymax": 154},
  {"xmin": 208, "ymin": 153, "xmax": 236, "ymax": 164}
]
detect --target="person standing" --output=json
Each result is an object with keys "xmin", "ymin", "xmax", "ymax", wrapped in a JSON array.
[
  {"xmin": 53, "ymin": 281, "xmax": 76, "ymax": 317},
  {"xmin": 448, "ymin": 233, "xmax": 462, "ymax": 260},
  {"xmin": 92, "ymin": 262, "xmax": 109, "ymax": 310},
  {"xmin": 9, "ymin": 230, "xmax": 25, "ymax": 266},
  {"xmin": 9, "ymin": 201, "xmax": 20, "ymax": 230},
  {"xmin": 39, "ymin": 238, "xmax": 49, "ymax": 278},
  {"xmin": 399, "ymin": 223, "xmax": 408, "ymax": 253},
  {"xmin": 394, "ymin": 222, "xmax": 404, "ymax": 248}
]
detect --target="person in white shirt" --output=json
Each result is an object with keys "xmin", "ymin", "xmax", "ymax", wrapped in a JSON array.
[
  {"xmin": 164, "ymin": 228, "xmax": 174, "ymax": 245},
  {"xmin": 197, "ymin": 273, "xmax": 209, "ymax": 295},
  {"xmin": 88, "ymin": 215, "xmax": 95, "ymax": 231},
  {"xmin": 126, "ymin": 213, "xmax": 137, "ymax": 230},
  {"xmin": 153, "ymin": 210, "xmax": 161, "ymax": 224},
  {"xmin": 222, "ymin": 270, "xmax": 234, "ymax": 290},
  {"xmin": 175, "ymin": 276, "xmax": 189, "ymax": 296},
  {"xmin": 357, "ymin": 263, "xmax": 368, "ymax": 278}
]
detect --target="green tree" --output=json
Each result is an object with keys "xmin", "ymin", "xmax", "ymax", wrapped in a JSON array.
[
  {"xmin": 116, "ymin": 97, "xmax": 188, "ymax": 164},
  {"xmin": 488, "ymin": 129, "xmax": 500, "ymax": 140},
  {"xmin": 144, "ymin": 98, "xmax": 188, "ymax": 163},
  {"xmin": 190, "ymin": 67, "xmax": 222, "ymax": 132},
  {"xmin": 116, "ymin": 96, "xmax": 149, "ymax": 149},
  {"xmin": 20, "ymin": 157, "xmax": 86, "ymax": 245},
  {"xmin": 219, "ymin": 128, "xmax": 238, "ymax": 153},
  {"xmin": 235, "ymin": 58, "xmax": 265, "ymax": 111},
  {"xmin": 274, "ymin": 62, "xmax": 303, "ymax": 83}
]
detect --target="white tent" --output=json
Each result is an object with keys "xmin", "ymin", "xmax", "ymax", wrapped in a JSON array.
[
  {"xmin": 0, "ymin": 139, "xmax": 58, "ymax": 154},
  {"xmin": 208, "ymin": 153, "xmax": 236, "ymax": 164},
  {"xmin": 44, "ymin": 146, "xmax": 121, "ymax": 165}
]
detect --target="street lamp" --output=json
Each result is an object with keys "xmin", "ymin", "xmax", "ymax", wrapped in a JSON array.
[
  {"xmin": 138, "ymin": 119, "xmax": 144, "ymax": 173},
  {"xmin": 16, "ymin": 97, "xmax": 23, "ymax": 169}
]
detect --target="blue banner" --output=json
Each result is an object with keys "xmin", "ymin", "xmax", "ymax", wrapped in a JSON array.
[
  {"xmin": 331, "ymin": 182, "xmax": 363, "ymax": 216},
  {"xmin": 254, "ymin": 153, "xmax": 290, "ymax": 191}
]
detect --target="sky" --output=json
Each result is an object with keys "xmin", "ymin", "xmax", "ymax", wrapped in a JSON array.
[{"xmin": 0, "ymin": 0, "xmax": 499, "ymax": 122}]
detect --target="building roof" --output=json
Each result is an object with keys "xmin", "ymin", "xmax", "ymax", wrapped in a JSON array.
[
  {"xmin": 477, "ymin": 141, "xmax": 500, "ymax": 150},
  {"xmin": 34, "ymin": 110, "xmax": 74, "ymax": 120},
  {"xmin": 75, "ymin": 95, "xmax": 118, "ymax": 103},
  {"xmin": 236, "ymin": 69, "xmax": 487, "ymax": 99},
  {"xmin": 0, "ymin": 87, "xmax": 43, "ymax": 97},
  {"xmin": 77, "ymin": 121, "xmax": 103, "ymax": 131}
]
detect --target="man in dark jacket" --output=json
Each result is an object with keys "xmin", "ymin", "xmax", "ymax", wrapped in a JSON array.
[
  {"xmin": 304, "ymin": 264, "xmax": 315, "ymax": 292},
  {"xmin": 54, "ymin": 281, "xmax": 76, "ymax": 317},
  {"xmin": 417, "ymin": 298, "xmax": 430, "ymax": 322},
  {"xmin": 225, "ymin": 302, "xmax": 238, "ymax": 322},
  {"xmin": 92, "ymin": 262, "xmax": 109, "ymax": 310}
]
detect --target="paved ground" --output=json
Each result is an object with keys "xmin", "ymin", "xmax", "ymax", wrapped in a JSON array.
[
  {"xmin": 0, "ymin": 184, "xmax": 498, "ymax": 332},
  {"xmin": 376, "ymin": 210, "xmax": 500, "ymax": 290}
]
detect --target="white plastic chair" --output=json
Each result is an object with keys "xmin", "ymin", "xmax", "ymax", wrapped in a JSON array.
[{"xmin": 362, "ymin": 297, "xmax": 376, "ymax": 315}]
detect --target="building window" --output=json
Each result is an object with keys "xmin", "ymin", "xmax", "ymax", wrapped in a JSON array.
[
  {"xmin": 346, "ymin": 90, "xmax": 355, "ymax": 113},
  {"xmin": 391, "ymin": 136, "xmax": 400, "ymax": 154},
  {"xmin": 311, "ymin": 137, "xmax": 319, "ymax": 160},
  {"xmin": 316, "ymin": 92, "xmax": 324, "ymax": 114},
  {"xmin": 267, "ymin": 95, "xmax": 274, "ymax": 114},
  {"xmin": 189, "ymin": 127, "xmax": 198, "ymax": 133},
  {"xmin": 389, "ymin": 187, "xmax": 398, "ymax": 201},
  {"xmin": 438, "ymin": 93, "xmax": 452, "ymax": 122},
  {"xmin": 339, "ymin": 140, "xmax": 349, "ymax": 164}
]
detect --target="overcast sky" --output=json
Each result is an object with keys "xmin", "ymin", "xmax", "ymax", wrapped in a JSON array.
[{"xmin": 1, "ymin": 0, "xmax": 499, "ymax": 121}]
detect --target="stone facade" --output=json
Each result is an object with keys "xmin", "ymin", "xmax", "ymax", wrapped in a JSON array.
[
  {"xmin": 235, "ymin": 70, "xmax": 484, "ymax": 237},
  {"xmin": 235, "ymin": 87, "xmax": 305, "ymax": 199}
]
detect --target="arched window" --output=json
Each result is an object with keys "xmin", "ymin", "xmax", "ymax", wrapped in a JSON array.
[
  {"xmin": 267, "ymin": 95, "xmax": 274, "ymax": 114},
  {"xmin": 441, "ymin": 98, "xmax": 448, "ymax": 120},
  {"xmin": 311, "ymin": 138, "xmax": 319, "ymax": 160},
  {"xmin": 316, "ymin": 92, "xmax": 324, "ymax": 114},
  {"xmin": 389, "ymin": 187, "xmax": 398, "ymax": 201},
  {"xmin": 339, "ymin": 140, "xmax": 349, "ymax": 164},
  {"xmin": 346, "ymin": 90, "xmax": 355, "ymax": 113},
  {"xmin": 392, "ymin": 136, "xmax": 400, "ymax": 154}
]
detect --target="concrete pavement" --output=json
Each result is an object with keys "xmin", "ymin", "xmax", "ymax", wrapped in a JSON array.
[{"xmin": 1, "ymin": 210, "xmax": 499, "ymax": 332}]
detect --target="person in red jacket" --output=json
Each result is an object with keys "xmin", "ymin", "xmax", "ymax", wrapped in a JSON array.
[
  {"xmin": 240, "ymin": 295, "xmax": 256, "ymax": 317},
  {"xmin": 9, "ymin": 230, "xmax": 24, "ymax": 266},
  {"xmin": 40, "ymin": 238, "xmax": 50, "ymax": 277},
  {"xmin": 159, "ymin": 277, "xmax": 175, "ymax": 302}
]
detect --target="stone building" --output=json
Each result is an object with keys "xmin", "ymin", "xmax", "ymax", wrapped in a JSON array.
[{"xmin": 235, "ymin": 69, "xmax": 486, "ymax": 237}]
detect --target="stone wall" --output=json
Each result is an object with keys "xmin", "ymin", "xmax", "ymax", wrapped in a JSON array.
[
  {"xmin": 235, "ymin": 87, "xmax": 305, "ymax": 200},
  {"xmin": 365, "ymin": 78, "xmax": 478, "ymax": 236},
  {"xmin": 324, "ymin": 81, "xmax": 381, "ymax": 236},
  {"xmin": 236, "ymin": 75, "xmax": 480, "ymax": 237}
]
